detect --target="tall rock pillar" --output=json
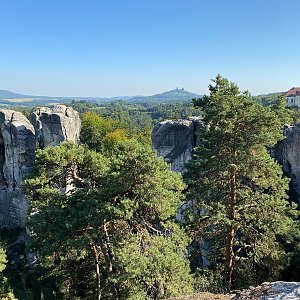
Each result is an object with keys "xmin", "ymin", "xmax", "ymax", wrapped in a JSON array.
[{"xmin": 0, "ymin": 110, "xmax": 36, "ymax": 228}]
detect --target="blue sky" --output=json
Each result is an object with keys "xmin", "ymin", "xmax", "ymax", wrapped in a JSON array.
[{"xmin": 0, "ymin": 0, "xmax": 299, "ymax": 97}]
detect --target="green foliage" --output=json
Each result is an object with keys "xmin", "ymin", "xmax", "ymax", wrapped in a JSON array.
[
  {"xmin": 116, "ymin": 233, "xmax": 193, "ymax": 299},
  {"xmin": 280, "ymin": 238, "xmax": 300, "ymax": 282},
  {"xmin": 286, "ymin": 106, "xmax": 300, "ymax": 124},
  {"xmin": 0, "ymin": 245, "xmax": 16, "ymax": 300},
  {"xmin": 25, "ymin": 141, "xmax": 193, "ymax": 299},
  {"xmin": 270, "ymin": 94, "xmax": 293, "ymax": 125},
  {"xmin": 81, "ymin": 111, "xmax": 117, "ymax": 152},
  {"xmin": 193, "ymin": 267, "xmax": 226, "ymax": 294},
  {"xmin": 72, "ymin": 99, "xmax": 203, "ymax": 152},
  {"xmin": 0, "ymin": 247, "xmax": 7, "ymax": 272},
  {"xmin": 185, "ymin": 75, "xmax": 299, "ymax": 289},
  {"xmin": 70, "ymin": 99, "xmax": 201, "ymax": 123},
  {"xmin": 252, "ymin": 92, "xmax": 283, "ymax": 106},
  {"xmin": 145, "ymin": 102, "xmax": 202, "ymax": 121},
  {"xmin": 71, "ymin": 99, "xmax": 201, "ymax": 133},
  {"xmin": 81, "ymin": 111, "xmax": 151, "ymax": 153}
]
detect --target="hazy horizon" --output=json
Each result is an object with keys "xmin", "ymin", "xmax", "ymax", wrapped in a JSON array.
[
  {"xmin": 0, "ymin": 86, "xmax": 285, "ymax": 99},
  {"xmin": 1, "ymin": 0, "xmax": 299, "ymax": 97}
]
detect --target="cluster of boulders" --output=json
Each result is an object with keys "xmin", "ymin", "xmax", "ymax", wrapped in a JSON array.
[{"xmin": 0, "ymin": 105, "xmax": 80, "ymax": 229}]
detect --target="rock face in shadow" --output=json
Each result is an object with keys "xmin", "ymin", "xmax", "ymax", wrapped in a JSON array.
[
  {"xmin": 0, "ymin": 110, "xmax": 35, "ymax": 228},
  {"xmin": 274, "ymin": 124, "xmax": 300, "ymax": 206},
  {"xmin": 153, "ymin": 118, "xmax": 300, "ymax": 208},
  {"xmin": 30, "ymin": 105, "xmax": 81, "ymax": 148},
  {"xmin": 152, "ymin": 118, "xmax": 202, "ymax": 173}
]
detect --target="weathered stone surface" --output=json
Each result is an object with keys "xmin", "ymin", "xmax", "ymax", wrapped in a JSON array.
[
  {"xmin": 30, "ymin": 105, "xmax": 81, "ymax": 147},
  {"xmin": 152, "ymin": 117, "xmax": 202, "ymax": 173},
  {"xmin": 0, "ymin": 105, "xmax": 81, "ymax": 229},
  {"xmin": 274, "ymin": 124, "xmax": 300, "ymax": 206},
  {"xmin": 152, "ymin": 118, "xmax": 300, "ymax": 207},
  {"xmin": 232, "ymin": 281, "xmax": 300, "ymax": 299},
  {"xmin": 0, "ymin": 110, "xmax": 35, "ymax": 228}
]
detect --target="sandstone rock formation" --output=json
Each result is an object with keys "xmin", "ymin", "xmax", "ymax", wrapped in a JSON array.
[
  {"xmin": 152, "ymin": 117, "xmax": 202, "ymax": 173},
  {"xmin": 0, "ymin": 105, "xmax": 81, "ymax": 229},
  {"xmin": 232, "ymin": 281, "xmax": 300, "ymax": 299},
  {"xmin": 0, "ymin": 110, "xmax": 35, "ymax": 228},
  {"xmin": 152, "ymin": 118, "xmax": 300, "ymax": 207},
  {"xmin": 30, "ymin": 105, "xmax": 81, "ymax": 148},
  {"xmin": 274, "ymin": 124, "xmax": 300, "ymax": 206}
]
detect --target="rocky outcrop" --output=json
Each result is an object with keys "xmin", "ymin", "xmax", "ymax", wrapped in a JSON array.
[
  {"xmin": 0, "ymin": 110, "xmax": 35, "ymax": 228},
  {"xmin": 30, "ymin": 105, "xmax": 81, "ymax": 148},
  {"xmin": 167, "ymin": 281, "xmax": 300, "ymax": 299},
  {"xmin": 152, "ymin": 118, "xmax": 202, "ymax": 172},
  {"xmin": 0, "ymin": 105, "xmax": 81, "ymax": 229},
  {"xmin": 152, "ymin": 118, "xmax": 300, "ymax": 207},
  {"xmin": 232, "ymin": 281, "xmax": 300, "ymax": 299},
  {"xmin": 274, "ymin": 124, "xmax": 300, "ymax": 206}
]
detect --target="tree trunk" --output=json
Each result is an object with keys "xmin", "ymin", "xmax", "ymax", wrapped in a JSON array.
[
  {"xmin": 98, "ymin": 222, "xmax": 120, "ymax": 300},
  {"xmin": 225, "ymin": 165, "xmax": 237, "ymax": 290},
  {"xmin": 91, "ymin": 245, "xmax": 101, "ymax": 300}
]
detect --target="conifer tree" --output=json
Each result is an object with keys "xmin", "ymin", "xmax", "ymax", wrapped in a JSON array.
[
  {"xmin": 185, "ymin": 75, "xmax": 299, "ymax": 289},
  {"xmin": 25, "ymin": 141, "xmax": 193, "ymax": 299}
]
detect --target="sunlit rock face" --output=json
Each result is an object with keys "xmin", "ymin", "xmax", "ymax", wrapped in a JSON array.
[
  {"xmin": 0, "ymin": 110, "xmax": 35, "ymax": 228},
  {"xmin": 29, "ymin": 105, "xmax": 81, "ymax": 148},
  {"xmin": 0, "ymin": 105, "xmax": 81, "ymax": 229},
  {"xmin": 152, "ymin": 117, "xmax": 202, "ymax": 173},
  {"xmin": 274, "ymin": 124, "xmax": 300, "ymax": 206},
  {"xmin": 232, "ymin": 281, "xmax": 300, "ymax": 299}
]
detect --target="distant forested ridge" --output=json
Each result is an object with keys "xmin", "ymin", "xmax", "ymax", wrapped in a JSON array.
[
  {"xmin": 69, "ymin": 99, "xmax": 203, "ymax": 136},
  {"xmin": 0, "ymin": 88, "xmax": 202, "ymax": 107}
]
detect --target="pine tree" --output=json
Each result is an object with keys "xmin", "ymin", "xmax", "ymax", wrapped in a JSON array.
[
  {"xmin": 185, "ymin": 75, "xmax": 299, "ymax": 289},
  {"xmin": 25, "ymin": 141, "xmax": 193, "ymax": 299}
]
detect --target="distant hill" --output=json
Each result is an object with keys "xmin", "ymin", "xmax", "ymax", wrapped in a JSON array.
[
  {"xmin": 129, "ymin": 88, "xmax": 202, "ymax": 103},
  {"xmin": 0, "ymin": 90, "xmax": 34, "ymax": 99},
  {"xmin": 0, "ymin": 88, "xmax": 202, "ymax": 107}
]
